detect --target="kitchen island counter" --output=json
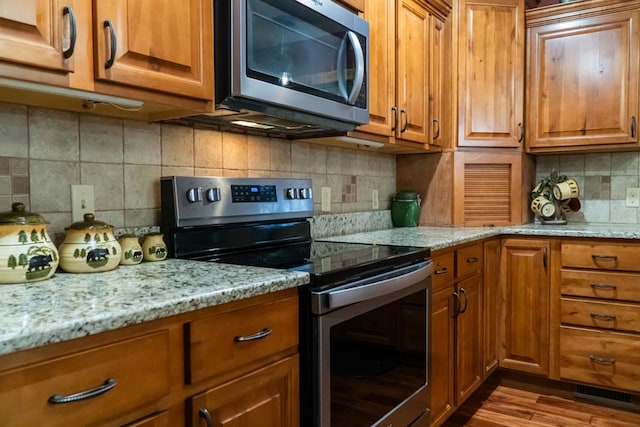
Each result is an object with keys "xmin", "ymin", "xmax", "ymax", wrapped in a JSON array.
[{"xmin": 0, "ymin": 259, "xmax": 308, "ymax": 356}]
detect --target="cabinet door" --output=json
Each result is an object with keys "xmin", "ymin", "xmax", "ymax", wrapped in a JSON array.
[
  {"xmin": 0, "ymin": 0, "xmax": 75, "ymax": 73},
  {"xmin": 483, "ymin": 238, "xmax": 500, "ymax": 376},
  {"xmin": 458, "ymin": 0, "xmax": 524, "ymax": 148},
  {"xmin": 93, "ymin": 0, "xmax": 213, "ymax": 100},
  {"xmin": 430, "ymin": 286, "xmax": 455, "ymax": 427},
  {"xmin": 454, "ymin": 274, "xmax": 483, "ymax": 405},
  {"xmin": 396, "ymin": 0, "xmax": 430, "ymax": 144},
  {"xmin": 527, "ymin": 9, "xmax": 640, "ymax": 151},
  {"xmin": 499, "ymin": 239, "xmax": 550, "ymax": 375},
  {"xmin": 358, "ymin": 0, "xmax": 395, "ymax": 137},
  {"xmin": 189, "ymin": 355, "xmax": 299, "ymax": 427}
]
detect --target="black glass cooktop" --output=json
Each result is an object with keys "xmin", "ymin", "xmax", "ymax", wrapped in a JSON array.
[{"xmin": 202, "ymin": 240, "xmax": 430, "ymax": 289}]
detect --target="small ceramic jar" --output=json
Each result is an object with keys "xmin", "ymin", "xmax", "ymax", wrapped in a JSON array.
[
  {"xmin": 58, "ymin": 213, "xmax": 122, "ymax": 273},
  {"xmin": 142, "ymin": 232, "xmax": 167, "ymax": 262},
  {"xmin": 118, "ymin": 234, "xmax": 143, "ymax": 265},
  {"xmin": 0, "ymin": 202, "xmax": 59, "ymax": 284}
]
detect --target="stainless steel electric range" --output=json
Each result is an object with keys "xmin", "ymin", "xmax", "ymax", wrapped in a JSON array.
[{"xmin": 161, "ymin": 176, "xmax": 432, "ymax": 427}]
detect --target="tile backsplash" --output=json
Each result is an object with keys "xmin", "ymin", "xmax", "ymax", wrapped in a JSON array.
[
  {"xmin": 536, "ymin": 153, "xmax": 640, "ymax": 224},
  {"xmin": 0, "ymin": 102, "xmax": 396, "ymax": 234}
]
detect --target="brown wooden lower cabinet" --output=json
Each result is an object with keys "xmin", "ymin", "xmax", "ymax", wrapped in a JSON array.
[
  {"xmin": 188, "ymin": 355, "xmax": 299, "ymax": 427},
  {"xmin": 430, "ymin": 285, "xmax": 455, "ymax": 426},
  {"xmin": 499, "ymin": 238, "xmax": 550, "ymax": 376},
  {"xmin": 0, "ymin": 288, "xmax": 299, "ymax": 427},
  {"xmin": 430, "ymin": 242, "xmax": 486, "ymax": 427}
]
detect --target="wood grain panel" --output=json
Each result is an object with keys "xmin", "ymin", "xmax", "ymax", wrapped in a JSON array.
[
  {"xmin": 560, "ymin": 326, "xmax": 640, "ymax": 393},
  {"xmin": 463, "ymin": 163, "xmax": 512, "ymax": 224},
  {"xmin": 560, "ymin": 269, "xmax": 640, "ymax": 302},
  {"xmin": 561, "ymin": 297, "xmax": 640, "ymax": 333},
  {"xmin": 561, "ymin": 241, "xmax": 640, "ymax": 272}
]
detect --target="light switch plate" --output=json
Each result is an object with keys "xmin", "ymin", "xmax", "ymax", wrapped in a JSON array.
[
  {"xmin": 372, "ymin": 189, "xmax": 379, "ymax": 209},
  {"xmin": 626, "ymin": 187, "xmax": 640, "ymax": 207},
  {"xmin": 71, "ymin": 185, "xmax": 95, "ymax": 222}
]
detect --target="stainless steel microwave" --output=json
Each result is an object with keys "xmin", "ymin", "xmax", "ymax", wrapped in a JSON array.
[{"xmin": 182, "ymin": 0, "xmax": 369, "ymax": 138}]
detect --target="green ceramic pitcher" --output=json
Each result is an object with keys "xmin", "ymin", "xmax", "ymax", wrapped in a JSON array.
[{"xmin": 391, "ymin": 191, "xmax": 421, "ymax": 227}]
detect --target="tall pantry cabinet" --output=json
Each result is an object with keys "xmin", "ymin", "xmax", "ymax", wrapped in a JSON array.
[{"xmin": 397, "ymin": 0, "xmax": 534, "ymax": 227}]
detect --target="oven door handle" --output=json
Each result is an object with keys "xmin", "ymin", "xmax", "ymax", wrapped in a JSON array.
[{"xmin": 325, "ymin": 261, "xmax": 433, "ymax": 310}]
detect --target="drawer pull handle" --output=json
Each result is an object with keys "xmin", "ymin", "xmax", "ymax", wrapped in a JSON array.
[
  {"xmin": 234, "ymin": 327, "xmax": 272, "ymax": 342},
  {"xmin": 590, "ymin": 313, "xmax": 616, "ymax": 321},
  {"xmin": 590, "ymin": 283, "xmax": 617, "ymax": 290},
  {"xmin": 435, "ymin": 267, "xmax": 449, "ymax": 275},
  {"xmin": 48, "ymin": 378, "xmax": 116, "ymax": 404},
  {"xmin": 466, "ymin": 257, "xmax": 479, "ymax": 263},
  {"xmin": 199, "ymin": 408, "xmax": 213, "ymax": 427},
  {"xmin": 589, "ymin": 355, "xmax": 616, "ymax": 365},
  {"xmin": 591, "ymin": 254, "xmax": 618, "ymax": 262}
]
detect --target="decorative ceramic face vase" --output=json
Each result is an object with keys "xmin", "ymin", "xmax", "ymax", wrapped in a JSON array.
[
  {"xmin": 0, "ymin": 203, "xmax": 59, "ymax": 284},
  {"xmin": 58, "ymin": 213, "xmax": 122, "ymax": 273}
]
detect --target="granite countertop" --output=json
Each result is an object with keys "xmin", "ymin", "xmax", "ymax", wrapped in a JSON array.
[
  {"xmin": 5, "ymin": 221, "xmax": 640, "ymax": 358},
  {"xmin": 320, "ymin": 223, "xmax": 640, "ymax": 249},
  {"xmin": 0, "ymin": 259, "xmax": 308, "ymax": 356}
]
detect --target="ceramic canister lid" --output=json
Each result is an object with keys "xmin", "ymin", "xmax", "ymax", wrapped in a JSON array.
[
  {"xmin": 393, "ymin": 191, "xmax": 421, "ymax": 201},
  {"xmin": 0, "ymin": 202, "xmax": 49, "ymax": 225},
  {"xmin": 65, "ymin": 213, "xmax": 113, "ymax": 231}
]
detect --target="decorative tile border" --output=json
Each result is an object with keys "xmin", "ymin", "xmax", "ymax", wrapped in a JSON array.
[{"xmin": 0, "ymin": 156, "xmax": 29, "ymax": 210}]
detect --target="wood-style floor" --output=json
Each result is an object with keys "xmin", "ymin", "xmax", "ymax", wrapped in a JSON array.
[{"xmin": 443, "ymin": 378, "xmax": 640, "ymax": 427}]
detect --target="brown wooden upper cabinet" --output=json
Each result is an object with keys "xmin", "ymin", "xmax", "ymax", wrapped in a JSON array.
[
  {"xmin": 457, "ymin": 0, "xmax": 524, "ymax": 148},
  {"xmin": 93, "ymin": 0, "xmax": 213, "ymax": 100},
  {"xmin": 0, "ymin": 0, "xmax": 75, "ymax": 75},
  {"xmin": 526, "ymin": 0, "xmax": 640, "ymax": 152},
  {"xmin": 0, "ymin": 0, "xmax": 213, "ymax": 116},
  {"xmin": 357, "ymin": 0, "xmax": 450, "ymax": 152}
]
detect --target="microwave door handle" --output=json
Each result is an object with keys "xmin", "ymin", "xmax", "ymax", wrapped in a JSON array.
[{"xmin": 337, "ymin": 31, "xmax": 365, "ymax": 105}]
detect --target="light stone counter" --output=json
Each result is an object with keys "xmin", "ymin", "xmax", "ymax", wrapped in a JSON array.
[
  {"xmin": 0, "ymin": 259, "xmax": 308, "ymax": 356},
  {"xmin": 319, "ymin": 223, "xmax": 640, "ymax": 250},
  {"xmin": 319, "ymin": 226, "xmax": 501, "ymax": 250}
]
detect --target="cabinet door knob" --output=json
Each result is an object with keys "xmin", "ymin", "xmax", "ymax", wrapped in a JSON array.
[
  {"xmin": 459, "ymin": 287, "xmax": 468, "ymax": 313},
  {"xmin": 632, "ymin": 116, "xmax": 637, "ymax": 138},
  {"xmin": 590, "ymin": 283, "xmax": 617, "ymax": 291},
  {"xmin": 400, "ymin": 109, "xmax": 408, "ymax": 133},
  {"xmin": 434, "ymin": 267, "xmax": 448, "ymax": 275},
  {"xmin": 590, "ymin": 312, "xmax": 616, "ymax": 321},
  {"xmin": 433, "ymin": 119, "xmax": 440, "ymax": 140},
  {"xmin": 391, "ymin": 106, "xmax": 398, "ymax": 132}
]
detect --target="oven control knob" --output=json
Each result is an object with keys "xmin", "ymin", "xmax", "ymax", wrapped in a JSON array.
[
  {"xmin": 186, "ymin": 187, "xmax": 203, "ymax": 203},
  {"xmin": 286, "ymin": 188, "xmax": 300, "ymax": 199},
  {"xmin": 205, "ymin": 187, "xmax": 221, "ymax": 202},
  {"xmin": 299, "ymin": 188, "xmax": 312, "ymax": 199}
]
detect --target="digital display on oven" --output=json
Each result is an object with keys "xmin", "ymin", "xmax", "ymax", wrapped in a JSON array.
[{"xmin": 231, "ymin": 184, "xmax": 277, "ymax": 202}]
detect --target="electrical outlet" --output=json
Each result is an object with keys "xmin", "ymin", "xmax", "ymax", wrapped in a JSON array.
[
  {"xmin": 626, "ymin": 187, "xmax": 640, "ymax": 207},
  {"xmin": 372, "ymin": 189, "xmax": 379, "ymax": 209},
  {"xmin": 71, "ymin": 185, "xmax": 95, "ymax": 222},
  {"xmin": 321, "ymin": 187, "xmax": 331, "ymax": 212}
]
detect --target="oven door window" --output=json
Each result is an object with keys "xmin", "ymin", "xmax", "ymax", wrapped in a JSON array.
[
  {"xmin": 328, "ymin": 290, "xmax": 427, "ymax": 426},
  {"xmin": 246, "ymin": 0, "xmax": 366, "ymax": 107}
]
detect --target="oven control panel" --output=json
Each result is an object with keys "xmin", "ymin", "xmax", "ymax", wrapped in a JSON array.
[
  {"xmin": 231, "ymin": 185, "xmax": 277, "ymax": 202},
  {"xmin": 161, "ymin": 176, "xmax": 314, "ymax": 227}
]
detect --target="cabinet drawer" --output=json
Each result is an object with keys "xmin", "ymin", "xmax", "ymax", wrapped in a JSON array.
[
  {"xmin": 456, "ymin": 244, "xmax": 483, "ymax": 278},
  {"xmin": 560, "ymin": 326, "xmax": 640, "ymax": 393},
  {"xmin": 0, "ymin": 331, "xmax": 171, "ymax": 427},
  {"xmin": 187, "ymin": 295, "xmax": 298, "ymax": 384},
  {"xmin": 561, "ymin": 297, "xmax": 640, "ymax": 333},
  {"xmin": 432, "ymin": 252, "xmax": 454, "ymax": 292},
  {"xmin": 562, "ymin": 242, "xmax": 640, "ymax": 272},
  {"xmin": 560, "ymin": 269, "xmax": 640, "ymax": 302}
]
